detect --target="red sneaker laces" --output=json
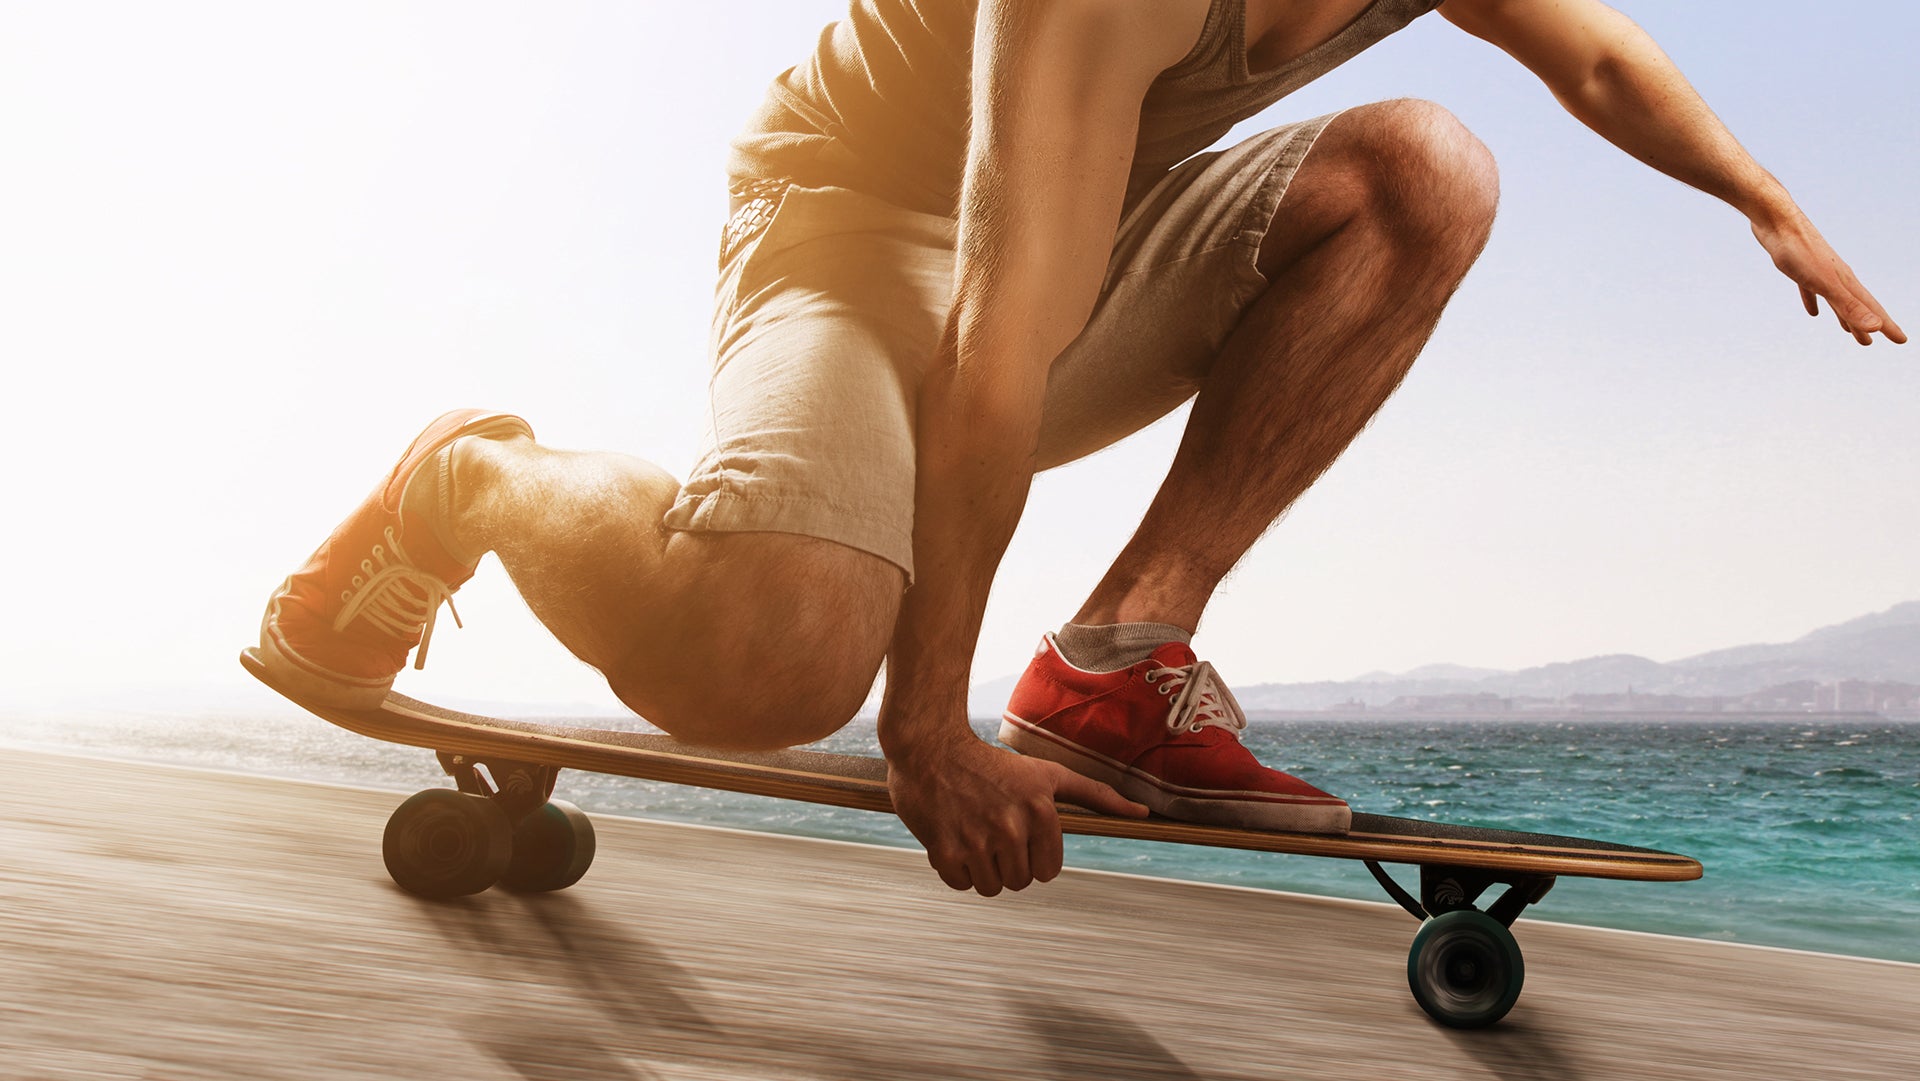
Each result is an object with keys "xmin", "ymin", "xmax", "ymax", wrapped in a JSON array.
[
  {"xmin": 329, "ymin": 525, "xmax": 463, "ymax": 671},
  {"xmin": 1143, "ymin": 659, "xmax": 1248, "ymax": 735}
]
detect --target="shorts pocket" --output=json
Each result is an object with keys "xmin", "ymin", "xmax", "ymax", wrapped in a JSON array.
[{"xmin": 718, "ymin": 178, "xmax": 793, "ymax": 272}]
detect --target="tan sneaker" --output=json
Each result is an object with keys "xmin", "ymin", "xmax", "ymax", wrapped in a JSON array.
[{"xmin": 257, "ymin": 409, "xmax": 532, "ymax": 707}]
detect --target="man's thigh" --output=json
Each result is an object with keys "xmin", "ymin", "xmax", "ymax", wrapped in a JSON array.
[
  {"xmin": 1035, "ymin": 110, "xmax": 1350, "ymax": 470},
  {"xmin": 670, "ymin": 113, "xmax": 1356, "ymax": 573},
  {"xmin": 665, "ymin": 184, "xmax": 955, "ymax": 581},
  {"xmin": 615, "ymin": 529, "xmax": 903, "ymax": 750}
]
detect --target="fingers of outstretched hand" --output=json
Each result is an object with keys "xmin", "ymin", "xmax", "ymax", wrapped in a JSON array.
[
  {"xmin": 1805, "ymin": 280, "xmax": 1878, "ymax": 346},
  {"xmin": 1834, "ymin": 285, "xmax": 1878, "ymax": 346},
  {"xmin": 1838, "ymin": 311, "xmax": 1870, "ymax": 347},
  {"xmin": 1840, "ymin": 273, "xmax": 1906, "ymax": 344},
  {"xmin": 1797, "ymin": 259, "xmax": 1904, "ymax": 345}
]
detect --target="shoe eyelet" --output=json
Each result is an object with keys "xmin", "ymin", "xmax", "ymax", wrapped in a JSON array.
[
  {"xmin": 371, "ymin": 545, "xmax": 384, "ymax": 558},
  {"xmin": 1158, "ymin": 686, "xmax": 1172, "ymax": 696},
  {"xmin": 352, "ymin": 576, "xmax": 364, "ymax": 588},
  {"xmin": 340, "ymin": 590, "xmax": 351, "ymax": 601},
  {"xmin": 1143, "ymin": 673, "xmax": 1157, "ymax": 684}
]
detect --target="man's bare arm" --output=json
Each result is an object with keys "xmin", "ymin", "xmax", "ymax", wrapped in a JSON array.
[
  {"xmin": 1440, "ymin": 0, "xmax": 1904, "ymax": 345},
  {"xmin": 878, "ymin": 0, "xmax": 1208, "ymax": 895}
]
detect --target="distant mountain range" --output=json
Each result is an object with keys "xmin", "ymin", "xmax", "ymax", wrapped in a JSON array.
[
  {"xmin": 965, "ymin": 601, "xmax": 1920, "ymax": 717},
  {"xmin": 42, "ymin": 603, "xmax": 1906, "ymax": 722}
]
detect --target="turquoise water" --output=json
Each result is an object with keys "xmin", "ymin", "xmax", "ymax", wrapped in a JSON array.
[{"xmin": 14, "ymin": 711, "xmax": 1919, "ymax": 963}]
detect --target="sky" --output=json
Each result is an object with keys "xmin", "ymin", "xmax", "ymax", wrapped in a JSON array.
[{"xmin": 1, "ymin": 0, "xmax": 1914, "ymax": 716}]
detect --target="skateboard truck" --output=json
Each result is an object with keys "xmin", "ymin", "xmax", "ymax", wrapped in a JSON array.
[
  {"xmin": 1363, "ymin": 860, "xmax": 1556, "ymax": 926},
  {"xmin": 436, "ymin": 751, "xmax": 559, "ymax": 823},
  {"xmin": 1364, "ymin": 860, "xmax": 1555, "ymax": 1029}
]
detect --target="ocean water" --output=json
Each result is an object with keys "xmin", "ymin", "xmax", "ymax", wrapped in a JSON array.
[{"xmin": 12, "ymin": 710, "xmax": 1918, "ymax": 964}]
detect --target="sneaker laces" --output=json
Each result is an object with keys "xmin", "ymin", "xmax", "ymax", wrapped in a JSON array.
[
  {"xmin": 1145, "ymin": 659, "xmax": 1247, "ymax": 735},
  {"xmin": 331, "ymin": 526, "xmax": 463, "ymax": 670}
]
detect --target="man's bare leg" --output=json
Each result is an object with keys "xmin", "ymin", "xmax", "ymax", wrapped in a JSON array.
[
  {"xmin": 437, "ymin": 437, "xmax": 904, "ymax": 749},
  {"xmin": 1076, "ymin": 99, "xmax": 1500, "ymax": 629}
]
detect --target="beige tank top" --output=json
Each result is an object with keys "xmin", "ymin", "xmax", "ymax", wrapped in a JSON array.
[{"xmin": 728, "ymin": 0, "xmax": 1441, "ymax": 217}]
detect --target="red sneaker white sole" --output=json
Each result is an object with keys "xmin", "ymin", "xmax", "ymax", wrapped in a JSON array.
[{"xmin": 999, "ymin": 713, "xmax": 1352, "ymax": 834}]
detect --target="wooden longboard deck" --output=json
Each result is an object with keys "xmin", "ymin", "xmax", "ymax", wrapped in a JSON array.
[{"xmin": 240, "ymin": 650, "xmax": 1700, "ymax": 882}]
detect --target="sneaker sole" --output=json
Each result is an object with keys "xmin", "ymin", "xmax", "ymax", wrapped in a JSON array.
[
  {"xmin": 999, "ymin": 714, "xmax": 1352, "ymax": 835},
  {"xmin": 257, "ymin": 590, "xmax": 394, "ymax": 709}
]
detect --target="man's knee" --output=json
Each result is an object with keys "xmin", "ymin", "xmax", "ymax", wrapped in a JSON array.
[
  {"xmin": 605, "ymin": 532, "xmax": 902, "ymax": 751},
  {"xmin": 645, "ymin": 666, "xmax": 876, "ymax": 752},
  {"xmin": 1335, "ymin": 98, "xmax": 1500, "ymax": 249}
]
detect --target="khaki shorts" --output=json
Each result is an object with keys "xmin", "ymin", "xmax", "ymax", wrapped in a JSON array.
[{"xmin": 664, "ymin": 111, "xmax": 1343, "ymax": 580}]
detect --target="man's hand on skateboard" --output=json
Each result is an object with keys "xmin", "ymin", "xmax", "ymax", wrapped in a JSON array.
[
  {"xmin": 886, "ymin": 727, "xmax": 1146, "ymax": 897},
  {"xmin": 1750, "ymin": 209, "xmax": 1905, "ymax": 347}
]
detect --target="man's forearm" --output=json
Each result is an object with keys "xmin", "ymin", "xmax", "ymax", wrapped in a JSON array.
[
  {"xmin": 883, "ymin": 365, "xmax": 1039, "ymax": 690},
  {"xmin": 1442, "ymin": 0, "xmax": 1900, "ymax": 344},
  {"xmin": 877, "ymin": 332, "xmax": 1047, "ymax": 763},
  {"xmin": 1443, "ymin": 0, "xmax": 1797, "ymax": 225},
  {"xmin": 875, "ymin": 0, "xmax": 1192, "ymax": 765},
  {"xmin": 1549, "ymin": 25, "xmax": 1793, "ymax": 224}
]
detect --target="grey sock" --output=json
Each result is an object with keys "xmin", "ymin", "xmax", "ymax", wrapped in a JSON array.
[{"xmin": 1053, "ymin": 621, "xmax": 1193, "ymax": 673}]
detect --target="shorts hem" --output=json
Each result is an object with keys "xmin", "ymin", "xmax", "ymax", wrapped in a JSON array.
[
  {"xmin": 663, "ymin": 489, "xmax": 915, "ymax": 582},
  {"xmin": 1236, "ymin": 108, "xmax": 1351, "ymax": 276}
]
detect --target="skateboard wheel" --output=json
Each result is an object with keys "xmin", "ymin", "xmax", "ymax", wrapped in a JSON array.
[
  {"xmin": 382, "ymin": 789, "xmax": 514, "ymax": 899},
  {"xmin": 500, "ymin": 800, "xmax": 597, "ymax": 893},
  {"xmin": 1407, "ymin": 909, "xmax": 1525, "ymax": 1028}
]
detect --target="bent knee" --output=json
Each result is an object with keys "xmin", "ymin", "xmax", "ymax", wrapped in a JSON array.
[
  {"xmin": 1338, "ymin": 98, "xmax": 1500, "ymax": 240},
  {"xmin": 606, "ymin": 532, "xmax": 900, "ymax": 750},
  {"xmin": 641, "ymin": 677, "xmax": 874, "ymax": 752}
]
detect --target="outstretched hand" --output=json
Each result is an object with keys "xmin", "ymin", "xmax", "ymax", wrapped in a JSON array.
[
  {"xmin": 1753, "ymin": 212, "xmax": 1905, "ymax": 346},
  {"xmin": 887, "ymin": 732, "xmax": 1147, "ymax": 896}
]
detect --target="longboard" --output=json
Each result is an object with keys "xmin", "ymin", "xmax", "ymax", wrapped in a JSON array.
[{"xmin": 239, "ymin": 647, "xmax": 1700, "ymax": 1028}]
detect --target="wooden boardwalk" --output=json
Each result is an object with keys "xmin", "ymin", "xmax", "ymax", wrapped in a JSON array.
[{"xmin": 2, "ymin": 750, "xmax": 1914, "ymax": 1080}]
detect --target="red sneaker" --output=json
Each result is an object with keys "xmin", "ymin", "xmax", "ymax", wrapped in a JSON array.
[
  {"xmin": 257, "ymin": 410, "xmax": 533, "ymax": 707},
  {"xmin": 1000, "ymin": 636, "xmax": 1351, "ymax": 833}
]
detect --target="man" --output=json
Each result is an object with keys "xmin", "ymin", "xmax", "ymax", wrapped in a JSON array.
[{"xmin": 259, "ymin": 0, "xmax": 1902, "ymax": 898}]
